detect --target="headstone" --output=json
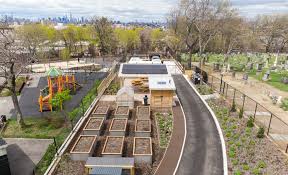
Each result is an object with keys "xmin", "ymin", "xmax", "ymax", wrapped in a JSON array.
[
  {"xmin": 285, "ymin": 60, "xmax": 288, "ymax": 70},
  {"xmin": 243, "ymin": 73, "xmax": 248, "ymax": 81},
  {"xmin": 247, "ymin": 63, "xmax": 253, "ymax": 70},
  {"xmin": 213, "ymin": 63, "xmax": 220, "ymax": 71},
  {"xmin": 256, "ymin": 63, "xmax": 263, "ymax": 72},
  {"xmin": 281, "ymin": 77, "xmax": 288, "ymax": 84}
]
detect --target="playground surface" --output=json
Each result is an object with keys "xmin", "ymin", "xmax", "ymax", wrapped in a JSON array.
[
  {"xmin": 17, "ymin": 72, "xmax": 107, "ymax": 117},
  {"xmin": 173, "ymin": 74, "xmax": 224, "ymax": 175}
]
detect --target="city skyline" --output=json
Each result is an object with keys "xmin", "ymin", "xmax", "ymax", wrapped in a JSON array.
[{"xmin": 0, "ymin": 0, "xmax": 288, "ymax": 22}]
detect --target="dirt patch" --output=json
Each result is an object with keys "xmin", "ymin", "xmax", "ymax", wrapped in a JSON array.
[
  {"xmin": 93, "ymin": 105, "xmax": 109, "ymax": 114},
  {"xmin": 136, "ymin": 120, "xmax": 151, "ymax": 132},
  {"xmin": 137, "ymin": 106, "xmax": 150, "ymax": 119},
  {"xmin": 134, "ymin": 138, "xmax": 151, "ymax": 155},
  {"xmin": 110, "ymin": 119, "xmax": 127, "ymax": 131},
  {"xmin": 72, "ymin": 136, "xmax": 95, "ymax": 152},
  {"xmin": 115, "ymin": 106, "xmax": 129, "ymax": 115},
  {"xmin": 103, "ymin": 137, "xmax": 124, "ymax": 154},
  {"xmin": 85, "ymin": 118, "xmax": 103, "ymax": 130}
]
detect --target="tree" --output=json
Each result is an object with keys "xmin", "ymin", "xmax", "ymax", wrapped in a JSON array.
[
  {"xmin": 139, "ymin": 29, "xmax": 151, "ymax": 53},
  {"xmin": 91, "ymin": 17, "xmax": 116, "ymax": 55},
  {"xmin": 115, "ymin": 28, "xmax": 140, "ymax": 55},
  {"xmin": 0, "ymin": 25, "xmax": 34, "ymax": 127}
]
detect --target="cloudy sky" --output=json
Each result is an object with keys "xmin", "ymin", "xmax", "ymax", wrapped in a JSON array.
[{"xmin": 0, "ymin": 0, "xmax": 287, "ymax": 22}]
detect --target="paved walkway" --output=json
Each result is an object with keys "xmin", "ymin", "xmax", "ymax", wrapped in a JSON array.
[
  {"xmin": 154, "ymin": 101, "xmax": 185, "ymax": 175},
  {"xmin": 173, "ymin": 75, "xmax": 224, "ymax": 175},
  {"xmin": 4, "ymin": 138, "xmax": 53, "ymax": 175}
]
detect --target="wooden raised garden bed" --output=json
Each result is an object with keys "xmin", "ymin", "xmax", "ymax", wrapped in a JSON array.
[
  {"xmin": 109, "ymin": 118, "xmax": 128, "ymax": 136},
  {"xmin": 83, "ymin": 117, "xmax": 104, "ymax": 136},
  {"xmin": 92, "ymin": 105, "xmax": 110, "ymax": 119},
  {"xmin": 136, "ymin": 106, "xmax": 150, "ymax": 119},
  {"xmin": 133, "ymin": 137, "xmax": 152, "ymax": 164},
  {"xmin": 114, "ymin": 106, "xmax": 130, "ymax": 118},
  {"xmin": 102, "ymin": 136, "xmax": 124, "ymax": 158},
  {"xmin": 135, "ymin": 119, "xmax": 151, "ymax": 137},
  {"xmin": 70, "ymin": 135, "xmax": 97, "ymax": 161}
]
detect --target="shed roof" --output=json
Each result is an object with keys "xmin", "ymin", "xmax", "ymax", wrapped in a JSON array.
[
  {"xmin": 85, "ymin": 157, "xmax": 134, "ymax": 168},
  {"xmin": 149, "ymin": 75, "xmax": 176, "ymax": 90},
  {"xmin": 90, "ymin": 167, "xmax": 122, "ymax": 175}
]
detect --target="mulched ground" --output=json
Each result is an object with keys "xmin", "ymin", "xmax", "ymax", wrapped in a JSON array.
[
  {"xmin": 72, "ymin": 136, "xmax": 95, "ymax": 152},
  {"xmin": 134, "ymin": 138, "xmax": 151, "ymax": 155},
  {"xmin": 115, "ymin": 106, "xmax": 129, "ymax": 115},
  {"xmin": 103, "ymin": 137, "xmax": 124, "ymax": 154},
  {"xmin": 110, "ymin": 119, "xmax": 127, "ymax": 131},
  {"xmin": 209, "ymin": 99, "xmax": 288, "ymax": 175},
  {"xmin": 85, "ymin": 118, "xmax": 103, "ymax": 130}
]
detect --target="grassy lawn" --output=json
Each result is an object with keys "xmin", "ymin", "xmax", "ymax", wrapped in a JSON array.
[
  {"xmin": 249, "ymin": 70, "xmax": 288, "ymax": 92},
  {"xmin": 1, "ymin": 115, "xmax": 67, "ymax": 139}
]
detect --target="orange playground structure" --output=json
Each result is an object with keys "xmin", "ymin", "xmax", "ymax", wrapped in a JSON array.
[{"xmin": 39, "ymin": 68, "xmax": 80, "ymax": 112}]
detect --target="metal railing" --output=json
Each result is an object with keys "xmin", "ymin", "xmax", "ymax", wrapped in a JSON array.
[{"xmin": 194, "ymin": 65, "xmax": 288, "ymax": 154}]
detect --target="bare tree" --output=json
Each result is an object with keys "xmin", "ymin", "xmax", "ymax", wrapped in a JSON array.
[{"xmin": 0, "ymin": 25, "xmax": 33, "ymax": 127}]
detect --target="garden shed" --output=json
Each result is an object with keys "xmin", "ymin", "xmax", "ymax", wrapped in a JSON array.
[{"xmin": 116, "ymin": 86, "xmax": 134, "ymax": 109}]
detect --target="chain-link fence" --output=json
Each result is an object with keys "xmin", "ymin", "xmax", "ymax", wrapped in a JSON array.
[{"xmin": 197, "ymin": 66, "xmax": 288, "ymax": 153}]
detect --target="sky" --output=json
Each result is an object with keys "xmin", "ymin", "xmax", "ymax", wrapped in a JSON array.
[{"xmin": 0, "ymin": 0, "xmax": 287, "ymax": 22}]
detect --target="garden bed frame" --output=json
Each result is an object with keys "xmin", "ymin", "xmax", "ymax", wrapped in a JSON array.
[
  {"xmin": 102, "ymin": 136, "xmax": 124, "ymax": 158},
  {"xmin": 133, "ymin": 137, "xmax": 153, "ymax": 164},
  {"xmin": 135, "ymin": 119, "xmax": 151, "ymax": 137},
  {"xmin": 92, "ymin": 105, "xmax": 110, "ymax": 119},
  {"xmin": 114, "ymin": 106, "xmax": 130, "ymax": 118},
  {"xmin": 70, "ymin": 135, "xmax": 97, "ymax": 161},
  {"xmin": 83, "ymin": 117, "xmax": 104, "ymax": 136},
  {"xmin": 109, "ymin": 118, "xmax": 128, "ymax": 136},
  {"xmin": 136, "ymin": 106, "xmax": 150, "ymax": 119}
]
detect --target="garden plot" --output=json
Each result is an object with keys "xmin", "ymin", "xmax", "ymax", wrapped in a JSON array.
[
  {"xmin": 83, "ymin": 117, "xmax": 104, "ymax": 135},
  {"xmin": 92, "ymin": 105, "xmax": 110, "ymax": 119},
  {"xmin": 155, "ymin": 112, "xmax": 173, "ymax": 148},
  {"xmin": 133, "ymin": 137, "xmax": 153, "ymax": 164},
  {"xmin": 70, "ymin": 135, "xmax": 97, "ymax": 161},
  {"xmin": 114, "ymin": 106, "xmax": 130, "ymax": 118},
  {"xmin": 136, "ymin": 106, "xmax": 150, "ymax": 119},
  {"xmin": 109, "ymin": 118, "xmax": 128, "ymax": 136},
  {"xmin": 135, "ymin": 119, "xmax": 151, "ymax": 137},
  {"xmin": 102, "ymin": 136, "xmax": 124, "ymax": 157}
]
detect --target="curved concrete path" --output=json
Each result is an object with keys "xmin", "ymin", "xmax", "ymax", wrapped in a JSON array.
[{"xmin": 173, "ymin": 75, "xmax": 224, "ymax": 175}]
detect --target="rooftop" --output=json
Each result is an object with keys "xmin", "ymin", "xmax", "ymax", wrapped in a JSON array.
[
  {"xmin": 148, "ymin": 75, "xmax": 176, "ymax": 91},
  {"xmin": 119, "ymin": 64, "xmax": 169, "ymax": 78}
]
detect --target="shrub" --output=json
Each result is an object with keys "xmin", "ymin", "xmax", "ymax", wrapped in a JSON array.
[
  {"xmin": 257, "ymin": 160, "xmax": 267, "ymax": 169},
  {"xmin": 239, "ymin": 108, "xmax": 244, "ymax": 118},
  {"xmin": 243, "ymin": 164, "xmax": 250, "ymax": 170},
  {"xmin": 234, "ymin": 170, "xmax": 242, "ymax": 175},
  {"xmin": 281, "ymin": 98, "xmax": 288, "ymax": 111},
  {"xmin": 50, "ymin": 90, "xmax": 71, "ymax": 110},
  {"xmin": 247, "ymin": 116, "xmax": 254, "ymax": 127},
  {"xmin": 257, "ymin": 127, "xmax": 265, "ymax": 138},
  {"xmin": 251, "ymin": 168, "xmax": 261, "ymax": 175}
]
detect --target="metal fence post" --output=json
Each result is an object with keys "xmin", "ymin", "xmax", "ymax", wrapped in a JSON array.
[
  {"xmin": 254, "ymin": 103, "xmax": 258, "ymax": 119},
  {"xmin": 220, "ymin": 75, "xmax": 223, "ymax": 93},
  {"xmin": 242, "ymin": 95, "xmax": 246, "ymax": 111},
  {"xmin": 267, "ymin": 114, "xmax": 273, "ymax": 135},
  {"xmin": 53, "ymin": 137, "xmax": 58, "ymax": 155}
]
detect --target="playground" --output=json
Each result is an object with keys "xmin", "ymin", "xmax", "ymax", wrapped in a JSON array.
[{"xmin": 17, "ymin": 70, "xmax": 107, "ymax": 117}]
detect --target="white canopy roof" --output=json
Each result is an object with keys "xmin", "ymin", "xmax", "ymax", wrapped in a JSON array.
[{"xmin": 148, "ymin": 75, "xmax": 176, "ymax": 91}]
